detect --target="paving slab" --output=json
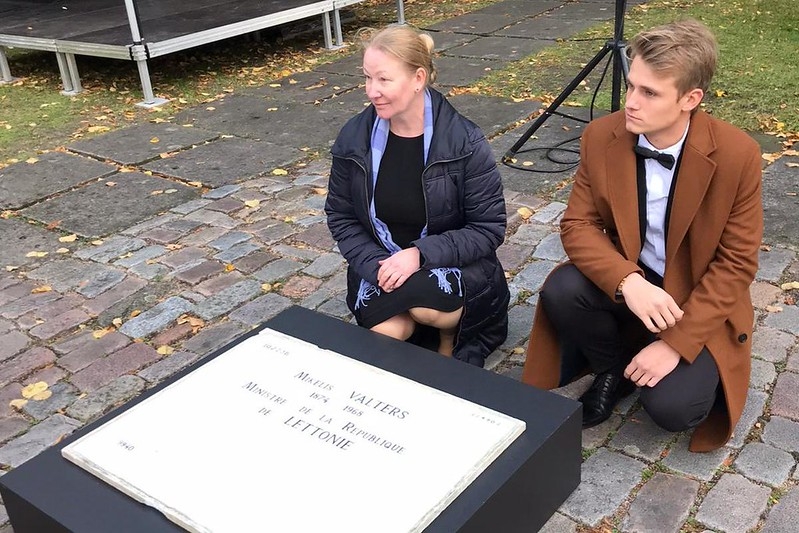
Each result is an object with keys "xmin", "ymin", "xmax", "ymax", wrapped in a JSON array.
[
  {"xmin": 425, "ymin": 30, "xmax": 478, "ymax": 52},
  {"xmin": 0, "ymin": 151, "xmax": 117, "ymax": 210},
  {"xmin": 143, "ymin": 137, "xmax": 304, "ymax": 188},
  {"xmin": 68, "ymin": 122, "xmax": 218, "ymax": 165},
  {"xmin": 695, "ymin": 473, "xmax": 771, "ymax": 533},
  {"xmin": 445, "ymin": 35, "xmax": 551, "ymax": 62},
  {"xmin": 243, "ymin": 70, "xmax": 362, "ymax": 102},
  {"xmin": 495, "ymin": 14, "xmax": 598, "ymax": 40},
  {"xmin": 762, "ymin": 416, "xmax": 799, "ymax": 453},
  {"xmin": 762, "ymin": 162, "xmax": 799, "ymax": 247},
  {"xmin": 432, "ymin": 55, "xmax": 505, "ymax": 87},
  {"xmin": 447, "ymin": 93, "xmax": 537, "ymax": 138},
  {"xmin": 21, "ymin": 172, "xmax": 200, "ymax": 238},
  {"xmin": 174, "ymin": 95, "xmax": 350, "ymax": 148},
  {"xmin": 0, "ymin": 218, "xmax": 66, "ymax": 268},
  {"xmin": 314, "ymin": 52, "xmax": 363, "ymax": 77},
  {"xmin": 474, "ymin": 0, "xmax": 562, "ymax": 17},
  {"xmin": 560, "ymin": 447, "xmax": 646, "ymax": 526},
  {"xmin": 621, "ymin": 473, "xmax": 699, "ymax": 533},
  {"xmin": 423, "ymin": 12, "xmax": 519, "ymax": 35}
]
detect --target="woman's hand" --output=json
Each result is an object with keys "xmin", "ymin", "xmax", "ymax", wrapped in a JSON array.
[{"xmin": 377, "ymin": 247, "xmax": 421, "ymax": 292}]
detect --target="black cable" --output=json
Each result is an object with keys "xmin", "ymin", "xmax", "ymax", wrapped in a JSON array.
[{"xmin": 502, "ymin": 45, "xmax": 616, "ymax": 173}]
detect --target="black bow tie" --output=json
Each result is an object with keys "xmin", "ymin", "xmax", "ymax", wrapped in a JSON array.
[{"xmin": 634, "ymin": 145, "xmax": 675, "ymax": 170}]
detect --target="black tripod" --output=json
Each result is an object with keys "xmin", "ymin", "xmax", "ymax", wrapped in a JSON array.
[{"xmin": 503, "ymin": 0, "xmax": 629, "ymax": 170}]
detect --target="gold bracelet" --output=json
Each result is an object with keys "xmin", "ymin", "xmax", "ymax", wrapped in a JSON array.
[{"xmin": 615, "ymin": 276, "xmax": 628, "ymax": 299}]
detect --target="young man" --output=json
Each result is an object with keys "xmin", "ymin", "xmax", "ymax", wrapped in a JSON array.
[{"xmin": 522, "ymin": 19, "xmax": 763, "ymax": 452}]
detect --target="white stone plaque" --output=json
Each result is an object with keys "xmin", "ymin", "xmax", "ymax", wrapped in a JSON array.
[{"xmin": 62, "ymin": 328, "xmax": 526, "ymax": 533}]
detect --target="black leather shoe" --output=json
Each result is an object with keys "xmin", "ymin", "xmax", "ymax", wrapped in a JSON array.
[{"xmin": 579, "ymin": 372, "xmax": 636, "ymax": 429}]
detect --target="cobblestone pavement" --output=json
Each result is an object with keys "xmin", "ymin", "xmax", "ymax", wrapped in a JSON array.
[{"xmin": 1, "ymin": 0, "xmax": 799, "ymax": 531}]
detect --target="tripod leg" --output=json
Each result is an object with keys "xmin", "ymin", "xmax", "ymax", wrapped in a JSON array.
[{"xmin": 505, "ymin": 44, "xmax": 613, "ymax": 160}]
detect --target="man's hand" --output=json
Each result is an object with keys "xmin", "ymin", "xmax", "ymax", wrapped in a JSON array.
[
  {"xmin": 621, "ymin": 273, "xmax": 684, "ymax": 333},
  {"xmin": 377, "ymin": 247, "xmax": 421, "ymax": 292},
  {"xmin": 624, "ymin": 340, "xmax": 681, "ymax": 387}
]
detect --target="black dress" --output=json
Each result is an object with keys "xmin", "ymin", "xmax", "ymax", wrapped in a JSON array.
[{"xmin": 355, "ymin": 131, "xmax": 464, "ymax": 329}]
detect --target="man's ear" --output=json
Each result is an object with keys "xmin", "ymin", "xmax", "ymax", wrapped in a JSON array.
[{"xmin": 682, "ymin": 88, "xmax": 704, "ymax": 112}]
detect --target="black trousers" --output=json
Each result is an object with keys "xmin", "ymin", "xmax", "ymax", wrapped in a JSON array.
[{"xmin": 540, "ymin": 264, "xmax": 720, "ymax": 432}]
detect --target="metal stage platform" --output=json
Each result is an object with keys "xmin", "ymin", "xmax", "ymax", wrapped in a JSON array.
[{"xmin": 0, "ymin": 0, "xmax": 405, "ymax": 106}]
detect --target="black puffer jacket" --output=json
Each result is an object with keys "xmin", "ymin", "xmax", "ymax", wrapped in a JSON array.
[{"xmin": 325, "ymin": 88, "xmax": 509, "ymax": 366}]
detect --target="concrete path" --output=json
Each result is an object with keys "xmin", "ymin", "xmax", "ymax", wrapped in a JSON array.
[{"xmin": 1, "ymin": 0, "xmax": 798, "ymax": 531}]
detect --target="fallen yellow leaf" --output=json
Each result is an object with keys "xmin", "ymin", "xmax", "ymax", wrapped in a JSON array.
[
  {"xmin": 31, "ymin": 285, "xmax": 52, "ymax": 294},
  {"xmin": 26, "ymin": 157, "xmax": 39, "ymax": 164},
  {"xmin": 25, "ymin": 251, "xmax": 48, "ymax": 258},
  {"xmin": 87, "ymin": 125, "xmax": 110, "ymax": 133},
  {"xmin": 5, "ymin": 265, "xmax": 19, "ymax": 271},
  {"xmin": 151, "ymin": 190, "xmax": 164, "ymax": 195},
  {"xmin": 188, "ymin": 181, "xmax": 203, "ymax": 188},
  {"xmin": 56, "ymin": 248, "xmax": 70, "ymax": 254},
  {"xmin": 244, "ymin": 199, "xmax": 260, "ymax": 208},
  {"xmin": 106, "ymin": 181, "xmax": 117, "ymax": 186},
  {"xmin": 517, "ymin": 207, "xmax": 533, "ymax": 220},
  {"xmin": 130, "ymin": 309, "xmax": 142, "ymax": 318},
  {"xmin": 93, "ymin": 328, "xmax": 111, "ymax": 339},
  {"xmin": 786, "ymin": 162, "xmax": 799, "ymax": 168},
  {"xmin": 9, "ymin": 399, "xmax": 27, "ymax": 410},
  {"xmin": 21, "ymin": 381, "xmax": 49, "ymax": 399},
  {"xmin": 58, "ymin": 234, "xmax": 78, "ymax": 243},
  {"xmin": 780, "ymin": 281, "xmax": 799, "ymax": 290},
  {"xmin": 32, "ymin": 390, "xmax": 53, "ymax": 401},
  {"xmin": 272, "ymin": 168, "xmax": 288, "ymax": 176},
  {"xmin": 261, "ymin": 283, "xmax": 273, "ymax": 292},
  {"xmin": 765, "ymin": 305, "xmax": 783, "ymax": 313},
  {"xmin": 312, "ymin": 188, "xmax": 328, "ymax": 195},
  {"xmin": 156, "ymin": 345, "xmax": 174, "ymax": 356},
  {"xmin": 225, "ymin": 263, "xmax": 235, "ymax": 272},
  {"xmin": 150, "ymin": 137, "xmax": 160, "ymax": 143},
  {"xmin": 91, "ymin": 240, "xmax": 104, "ymax": 246}
]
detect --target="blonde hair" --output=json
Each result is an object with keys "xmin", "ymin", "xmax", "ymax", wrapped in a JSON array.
[
  {"xmin": 360, "ymin": 24, "xmax": 437, "ymax": 85},
  {"xmin": 627, "ymin": 19, "xmax": 717, "ymax": 96}
]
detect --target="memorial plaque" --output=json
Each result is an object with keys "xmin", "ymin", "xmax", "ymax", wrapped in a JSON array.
[{"xmin": 62, "ymin": 328, "xmax": 526, "ymax": 533}]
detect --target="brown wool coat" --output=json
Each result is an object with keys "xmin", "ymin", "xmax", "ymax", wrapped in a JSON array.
[{"xmin": 522, "ymin": 110, "xmax": 763, "ymax": 452}]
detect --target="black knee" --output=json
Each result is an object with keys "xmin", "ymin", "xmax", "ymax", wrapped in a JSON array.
[{"xmin": 640, "ymin": 387, "xmax": 714, "ymax": 432}]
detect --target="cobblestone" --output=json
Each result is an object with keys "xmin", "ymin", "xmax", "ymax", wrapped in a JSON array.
[
  {"xmin": 695, "ymin": 474, "xmax": 770, "ymax": 533},
  {"xmin": 608, "ymin": 410, "xmax": 673, "ymax": 461},
  {"xmin": 532, "ymin": 201, "xmax": 567, "ymax": 223},
  {"xmin": 178, "ymin": 226, "xmax": 228, "ymax": 247},
  {"xmin": 0, "ymin": 331, "xmax": 29, "ymax": 363},
  {"xmin": 202, "ymin": 184, "xmax": 241, "ymax": 199},
  {"xmin": 66, "ymin": 375, "xmax": 146, "ymax": 422},
  {"xmin": 173, "ymin": 260, "xmax": 225, "ymax": 284},
  {"xmin": 253, "ymin": 258, "xmax": 306, "ymax": 283},
  {"xmin": 506, "ymin": 222, "xmax": 551, "ymax": 246},
  {"xmin": 279, "ymin": 275, "xmax": 321, "ymax": 299},
  {"xmin": 762, "ymin": 416, "xmax": 799, "ymax": 453},
  {"xmin": 0, "ymin": 414, "xmax": 81, "ymax": 468},
  {"xmin": 752, "ymin": 326, "xmax": 797, "ymax": 363},
  {"xmin": 293, "ymin": 223, "xmax": 336, "ymax": 250},
  {"xmin": 0, "ymin": 290, "xmax": 61, "ymax": 319},
  {"xmin": 137, "ymin": 227, "xmax": 184, "ymax": 244},
  {"xmin": 661, "ymin": 434, "xmax": 731, "ymax": 481},
  {"xmin": 121, "ymin": 213, "xmax": 179, "ymax": 236},
  {"xmin": 761, "ymin": 486, "xmax": 799, "ymax": 533},
  {"xmin": 208, "ymin": 231, "xmax": 252, "ymax": 251},
  {"xmin": 75, "ymin": 237, "xmax": 147, "ymax": 263},
  {"xmin": 499, "ymin": 304, "xmax": 533, "ymax": 351},
  {"xmin": 750, "ymin": 282, "xmax": 783, "ymax": 309},
  {"xmin": 129, "ymin": 262, "xmax": 170, "ymax": 280},
  {"xmin": 118, "ymin": 296, "xmax": 194, "ymax": 339},
  {"xmin": 303, "ymin": 253, "xmax": 345, "ymax": 278},
  {"xmin": 621, "ymin": 473, "xmax": 699, "ymax": 533},
  {"xmin": 195, "ymin": 271, "xmax": 246, "ymax": 296},
  {"xmin": 70, "ymin": 342, "xmax": 160, "ymax": 392},
  {"xmin": 271, "ymin": 244, "xmax": 319, "ymax": 261},
  {"xmin": 734, "ymin": 442, "xmax": 795, "ymax": 486},
  {"xmin": 764, "ymin": 305, "xmax": 799, "ymax": 336},
  {"xmin": 750, "ymin": 358, "xmax": 776, "ymax": 390},
  {"xmin": 151, "ymin": 323, "xmax": 194, "ymax": 347},
  {"xmin": 560, "ymin": 448, "xmax": 645, "ymax": 527},
  {"xmin": 206, "ymin": 197, "xmax": 244, "ymax": 214},
  {"xmin": 757, "ymin": 248, "xmax": 796, "ymax": 282},
  {"xmin": 170, "ymin": 198, "xmax": 212, "ymax": 214},
  {"xmin": 229, "ymin": 293, "xmax": 294, "ymax": 326},
  {"xmin": 233, "ymin": 250, "xmax": 278, "ymax": 274},
  {"xmin": 533, "ymin": 233, "xmax": 566, "ymax": 261},
  {"xmin": 0, "ymin": 282, "xmax": 34, "ymax": 307},
  {"xmin": 771, "ymin": 372, "xmax": 799, "ymax": 421},
  {"xmin": 249, "ymin": 220, "xmax": 296, "ymax": 244},
  {"xmin": 181, "ymin": 321, "xmax": 247, "ymax": 357},
  {"xmin": 512, "ymin": 259, "xmax": 559, "ymax": 295},
  {"xmin": 729, "ymin": 388, "xmax": 768, "ymax": 448},
  {"xmin": 0, "ymin": 347, "xmax": 57, "ymax": 388},
  {"xmin": 214, "ymin": 242, "xmax": 261, "ymax": 263},
  {"xmin": 21, "ymin": 381, "xmax": 80, "ymax": 421},
  {"xmin": 81, "ymin": 276, "xmax": 147, "ymax": 316},
  {"xmin": 184, "ymin": 209, "xmax": 239, "ymax": 229},
  {"xmin": 0, "ymin": 417, "xmax": 28, "ymax": 444},
  {"xmin": 29, "ymin": 308, "xmax": 91, "ymax": 340},
  {"xmin": 138, "ymin": 351, "xmax": 201, "ymax": 385},
  {"xmin": 195, "ymin": 279, "xmax": 262, "ymax": 320}
]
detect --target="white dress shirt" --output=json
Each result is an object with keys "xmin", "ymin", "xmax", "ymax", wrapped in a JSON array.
[{"xmin": 638, "ymin": 122, "xmax": 690, "ymax": 277}]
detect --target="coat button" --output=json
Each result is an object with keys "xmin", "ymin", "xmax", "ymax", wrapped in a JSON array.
[{"xmin": 738, "ymin": 334, "xmax": 748, "ymax": 343}]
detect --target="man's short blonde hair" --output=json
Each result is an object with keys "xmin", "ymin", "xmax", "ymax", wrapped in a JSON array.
[{"xmin": 627, "ymin": 19, "xmax": 718, "ymax": 97}]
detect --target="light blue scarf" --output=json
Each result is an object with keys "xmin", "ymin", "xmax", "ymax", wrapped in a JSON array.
[{"xmin": 355, "ymin": 89, "xmax": 462, "ymax": 310}]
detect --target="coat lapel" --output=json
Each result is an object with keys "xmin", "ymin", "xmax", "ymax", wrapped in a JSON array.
[
  {"xmin": 665, "ymin": 112, "xmax": 717, "ymax": 267},
  {"xmin": 607, "ymin": 120, "xmax": 641, "ymax": 260}
]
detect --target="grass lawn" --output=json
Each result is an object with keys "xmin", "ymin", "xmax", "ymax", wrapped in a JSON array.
[{"xmin": 1, "ymin": 0, "xmax": 796, "ymax": 167}]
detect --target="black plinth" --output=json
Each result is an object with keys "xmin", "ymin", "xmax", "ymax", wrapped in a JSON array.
[{"xmin": 0, "ymin": 306, "xmax": 581, "ymax": 533}]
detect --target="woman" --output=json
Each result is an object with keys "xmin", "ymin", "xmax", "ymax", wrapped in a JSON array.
[{"xmin": 325, "ymin": 24, "xmax": 509, "ymax": 367}]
